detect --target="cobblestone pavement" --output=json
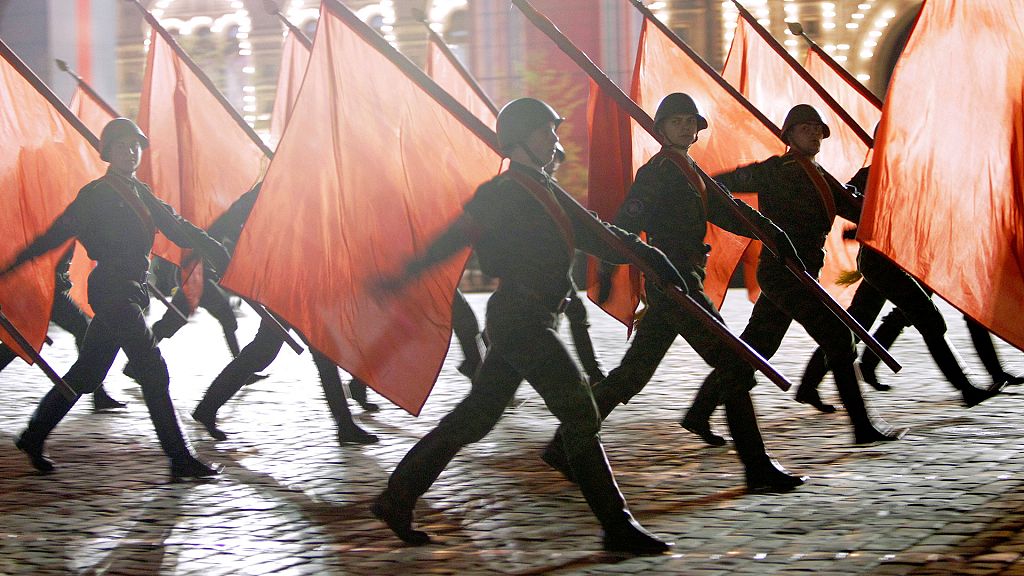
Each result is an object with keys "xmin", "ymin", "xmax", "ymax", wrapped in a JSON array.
[{"xmin": 2, "ymin": 290, "xmax": 1023, "ymax": 575}]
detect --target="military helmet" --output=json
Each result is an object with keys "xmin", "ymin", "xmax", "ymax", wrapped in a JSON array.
[
  {"xmin": 653, "ymin": 93, "xmax": 709, "ymax": 131},
  {"xmin": 99, "ymin": 117, "xmax": 149, "ymax": 162},
  {"xmin": 780, "ymin": 104, "xmax": 830, "ymax": 143},
  {"xmin": 496, "ymin": 98, "xmax": 563, "ymax": 152}
]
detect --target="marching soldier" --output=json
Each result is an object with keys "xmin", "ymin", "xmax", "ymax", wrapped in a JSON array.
[
  {"xmin": 683, "ymin": 105, "xmax": 905, "ymax": 445},
  {"xmin": 798, "ymin": 167, "xmax": 1007, "ymax": 410},
  {"xmin": 371, "ymin": 98, "xmax": 676, "ymax": 554},
  {"xmin": 541, "ymin": 93, "xmax": 805, "ymax": 493},
  {"xmin": 0, "ymin": 118, "xmax": 228, "ymax": 480}
]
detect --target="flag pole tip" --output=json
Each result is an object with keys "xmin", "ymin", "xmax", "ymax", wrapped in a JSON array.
[
  {"xmin": 55, "ymin": 59, "xmax": 69, "ymax": 72},
  {"xmin": 262, "ymin": 0, "xmax": 280, "ymax": 15},
  {"xmin": 787, "ymin": 21, "xmax": 804, "ymax": 36},
  {"xmin": 410, "ymin": 7, "xmax": 427, "ymax": 23}
]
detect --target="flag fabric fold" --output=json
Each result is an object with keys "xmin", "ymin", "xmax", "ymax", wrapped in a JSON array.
[
  {"xmin": 220, "ymin": 0, "xmax": 502, "ymax": 415},
  {"xmin": 136, "ymin": 25, "xmax": 268, "ymax": 267},
  {"xmin": 269, "ymin": 29, "xmax": 312, "ymax": 147},
  {"xmin": 0, "ymin": 42, "xmax": 105, "ymax": 360},
  {"xmin": 859, "ymin": 0, "xmax": 1024, "ymax": 350}
]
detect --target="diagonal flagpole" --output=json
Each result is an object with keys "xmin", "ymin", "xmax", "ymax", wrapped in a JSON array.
[
  {"xmin": 55, "ymin": 58, "xmax": 120, "ymax": 117},
  {"xmin": 262, "ymin": 0, "xmax": 313, "ymax": 50},
  {"xmin": 317, "ymin": 0, "xmax": 795, "ymax": 392},
  {"xmin": 786, "ymin": 21, "xmax": 884, "ymax": 112},
  {"xmin": 730, "ymin": 0, "xmax": 874, "ymax": 147},
  {"xmin": 412, "ymin": 8, "xmax": 500, "ymax": 116},
  {"xmin": 125, "ymin": 0, "xmax": 304, "ymax": 354},
  {"xmin": 512, "ymin": 0, "xmax": 901, "ymax": 375}
]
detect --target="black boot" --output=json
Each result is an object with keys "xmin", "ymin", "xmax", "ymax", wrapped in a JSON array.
[
  {"xmin": 726, "ymin": 390, "xmax": 806, "ymax": 493},
  {"xmin": 139, "ymin": 359, "xmax": 219, "ymax": 479},
  {"xmin": 17, "ymin": 387, "xmax": 77, "ymax": 472},
  {"xmin": 570, "ymin": 438, "xmax": 671, "ymax": 555},
  {"xmin": 859, "ymin": 310, "xmax": 907, "ymax": 391},
  {"xmin": 925, "ymin": 333, "xmax": 1001, "ymax": 407},
  {"xmin": 92, "ymin": 386, "xmax": 127, "ymax": 411},
  {"xmin": 372, "ymin": 490, "xmax": 431, "ymax": 545},
  {"xmin": 680, "ymin": 372, "xmax": 727, "ymax": 446},
  {"xmin": 794, "ymin": 383, "xmax": 836, "ymax": 414},
  {"xmin": 834, "ymin": 364, "xmax": 907, "ymax": 444},
  {"xmin": 314, "ymin": 352, "xmax": 378, "ymax": 444},
  {"xmin": 225, "ymin": 330, "xmax": 241, "ymax": 358},
  {"xmin": 348, "ymin": 378, "xmax": 380, "ymax": 413},
  {"xmin": 542, "ymin": 383, "xmax": 620, "ymax": 483},
  {"xmin": 170, "ymin": 455, "xmax": 223, "ymax": 482}
]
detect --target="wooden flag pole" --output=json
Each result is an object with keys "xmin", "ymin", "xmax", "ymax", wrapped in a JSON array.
[
  {"xmin": 786, "ymin": 21, "xmax": 884, "ymax": 112},
  {"xmin": 413, "ymin": 8, "xmax": 500, "ymax": 116},
  {"xmin": 262, "ymin": 0, "xmax": 313, "ymax": 50}
]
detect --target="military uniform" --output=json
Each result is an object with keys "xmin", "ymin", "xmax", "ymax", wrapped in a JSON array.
[
  {"xmin": 684, "ymin": 153, "xmax": 898, "ymax": 443},
  {"xmin": 374, "ymin": 161, "xmax": 671, "ymax": 549},
  {"xmin": 798, "ymin": 167, "xmax": 996, "ymax": 408},
  {"xmin": 543, "ymin": 149, "xmax": 799, "ymax": 489},
  {"xmin": 9, "ymin": 169, "xmax": 228, "ymax": 475}
]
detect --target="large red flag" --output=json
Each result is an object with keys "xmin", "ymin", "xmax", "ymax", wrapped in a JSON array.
[
  {"xmin": 722, "ymin": 14, "xmax": 866, "ymax": 305},
  {"xmin": 66, "ymin": 84, "xmax": 118, "ymax": 318},
  {"xmin": 859, "ymin": 0, "xmax": 1024, "ymax": 350},
  {"xmin": 425, "ymin": 27, "xmax": 498, "ymax": 130},
  {"xmin": 0, "ymin": 41, "xmax": 105, "ymax": 360},
  {"xmin": 803, "ymin": 49, "xmax": 882, "ymax": 139},
  {"xmin": 220, "ymin": 0, "xmax": 501, "ymax": 415},
  {"xmin": 269, "ymin": 29, "xmax": 312, "ymax": 147},
  {"xmin": 588, "ymin": 14, "xmax": 786, "ymax": 328},
  {"xmin": 136, "ymin": 19, "xmax": 269, "ymax": 267}
]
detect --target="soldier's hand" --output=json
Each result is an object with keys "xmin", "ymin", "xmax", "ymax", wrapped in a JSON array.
[
  {"xmin": 204, "ymin": 242, "xmax": 232, "ymax": 279},
  {"xmin": 596, "ymin": 264, "xmax": 615, "ymax": 305},
  {"xmin": 774, "ymin": 230, "xmax": 806, "ymax": 272},
  {"xmin": 642, "ymin": 248, "xmax": 690, "ymax": 295}
]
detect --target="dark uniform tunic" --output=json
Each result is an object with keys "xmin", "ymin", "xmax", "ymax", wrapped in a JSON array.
[
  {"xmin": 13, "ymin": 170, "xmax": 227, "ymax": 462},
  {"xmin": 383, "ymin": 161, "xmax": 663, "ymax": 530}
]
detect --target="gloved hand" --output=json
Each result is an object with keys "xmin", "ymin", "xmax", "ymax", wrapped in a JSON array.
[
  {"xmin": 641, "ymin": 247, "xmax": 690, "ymax": 295},
  {"xmin": 203, "ymin": 241, "xmax": 232, "ymax": 281},
  {"xmin": 773, "ymin": 230, "xmax": 806, "ymax": 272}
]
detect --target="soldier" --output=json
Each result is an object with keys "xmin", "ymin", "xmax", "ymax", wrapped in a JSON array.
[
  {"xmin": 0, "ymin": 246, "xmax": 126, "ymax": 411},
  {"xmin": 189, "ymin": 184, "xmax": 378, "ymax": 446},
  {"xmin": 371, "ymin": 98, "xmax": 677, "ymax": 554},
  {"xmin": 541, "ymin": 93, "xmax": 805, "ymax": 493},
  {"xmin": 0, "ymin": 118, "xmax": 227, "ymax": 480},
  {"xmin": 682, "ymin": 105, "xmax": 905, "ymax": 445},
  {"xmin": 796, "ymin": 166, "xmax": 1004, "ymax": 412}
]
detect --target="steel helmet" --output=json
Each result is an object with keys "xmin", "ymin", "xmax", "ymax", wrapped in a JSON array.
[
  {"xmin": 653, "ymin": 93, "xmax": 709, "ymax": 131},
  {"xmin": 99, "ymin": 118, "xmax": 149, "ymax": 162},
  {"xmin": 780, "ymin": 104, "xmax": 830, "ymax": 143},
  {"xmin": 496, "ymin": 98, "xmax": 563, "ymax": 152}
]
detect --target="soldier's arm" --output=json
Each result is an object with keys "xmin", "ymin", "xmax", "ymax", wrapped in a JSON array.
[
  {"xmin": 140, "ymin": 187, "xmax": 231, "ymax": 273},
  {"xmin": 401, "ymin": 213, "xmax": 478, "ymax": 280},
  {"xmin": 1, "ymin": 200, "xmax": 80, "ymax": 276}
]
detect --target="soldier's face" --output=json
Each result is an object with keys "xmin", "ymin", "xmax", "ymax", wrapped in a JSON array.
[
  {"xmin": 788, "ymin": 123, "xmax": 824, "ymax": 156},
  {"xmin": 108, "ymin": 137, "xmax": 143, "ymax": 174},
  {"xmin": 659, "ymin": 113, "xmax": 702, "ymax": 148},
  {"xmin": 523, "ymin": 122, "xmax": 559, "ymax": 168}
]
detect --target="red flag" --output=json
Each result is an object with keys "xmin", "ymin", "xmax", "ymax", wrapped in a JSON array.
[
  {"xmin": 859, "ymin": 0, "xmax": 1024, "ymax": 349},
  {"xmin": 803, "ymin": 48, "xmax": 882, "ymax": 140},
  {"xmin": 220, "ymin": 0, "xmax": 501, "ymax": 415},
  {"xmin": 269, "ymin": 29, "xmax": 312, "ymax": 147},
  {"xmin": 722, "ymin": 15, "xmax": 867, "ymax": 306},
  {"xmin": 425, "ymin": 28, "xmax": 498, "ymax": 130},
  {"xmin": 0, "ymin": 40, "xmax": 105, "ymax": 360},
  {"xmin": 587, "ymin": 14, "xmax": 786, "ymax": 327},
  {"xmin": 136, "ymin": 22, "xmax": 269, "ymax": 267}
]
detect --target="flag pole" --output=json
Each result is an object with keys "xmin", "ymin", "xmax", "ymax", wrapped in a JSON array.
[
  {"xmin": 319, "ymin": 0, "xmax": 794, "ymax": 392},
  {"xmin": 412, "ymin": 8, "xmax": 500, "ymax": 116},
  {"xmin": 0, "ymin": 307, "xmax": 78, "ymax": 401},
  {"xmin": 730, "ymin": 0, "xmax": 874, "ymax": 147},
  {"xmin": 125, "ymin": 0, "xmax": 304, "ymax": 355},
  {"xmin": 512, "ymin": 0, "xmax": 901, "ymax": 374},
  {"xmin": 54, "ymin": 59, "xmax": 121, "ymax": 118},
  {"xmin": 786, "ymin": 21, "xmax": 884, "ymax": 112},
  {"xmin": 262, "ymin": 0, "xmax": 314, "ymax": 50}
]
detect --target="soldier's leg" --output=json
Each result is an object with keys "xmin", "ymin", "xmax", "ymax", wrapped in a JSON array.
[
  {"xmin": 798, "ymin": 278, "xmax": 887, "ymax": 407},
  {"xmin": 150, "ymin": 288, "xmax": 191, "ymax": 341},
  {"xmin": 199, "ymin": 281, "xmax": 240, "ymax": 357},
  {"xmin": 451, "ymin": 289, "xmax": 484, "ymax": 379},
  {"xmin": 111, "ymin": 297, "xmax": 217, "ymax": 478},
  {"xmin": 0, "ymin": 343, "xmax": 18, "ymax": 373},
  {"xmin": 859, "ymin": 307, "xmax": 910, "ymax": 388},
  {"xmin": 51, "ymin": 291, "xmax": 126, "ymax": 410},
  {"xmin": 374, "ymin": 346, "xmax": 521, "ymax": 545},
  {"xmin": 565, "ymin": 291, "xmax": 604, "ymax": 384},
  {"xmin": 964, "ymin": 315, "xmax": 1023, "ymax": 386},
  {"xmin": 16, "ymin": 316, "xmax": 121, "ymax": 472},
  {"xmin": 192, "ymin": 318, "xmax": 285, "ymax": 440},
  {"xmin": 347, "ymin": 377, "xmax": 379, "ymax": 412},
  {"xmin": 309, "ymin": 349, "xmax": 377, "ymax": 444},
  {"xmin": 517, "ymin": 325, "xmax": 667, "ymax": 554}
]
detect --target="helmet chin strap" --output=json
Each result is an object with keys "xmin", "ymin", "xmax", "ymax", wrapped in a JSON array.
[{"xmin": 515, "ymin": 142, "xmax": 550, "ymax": 171}]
